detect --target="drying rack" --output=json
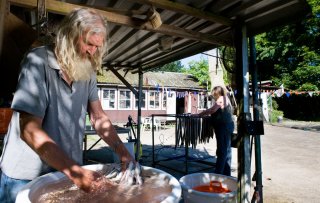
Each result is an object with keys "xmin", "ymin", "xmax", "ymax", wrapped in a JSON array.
[{"xmin": 150, "ymin": 114, "xmax": 216, "ymax": 174}]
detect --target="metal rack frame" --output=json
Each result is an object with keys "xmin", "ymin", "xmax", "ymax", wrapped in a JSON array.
[{"xmin": 151, "ymin": 114, "xmax": 216, "ymax": 174}]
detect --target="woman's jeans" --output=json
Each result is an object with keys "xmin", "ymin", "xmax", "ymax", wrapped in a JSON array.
[
  {"xmin": 214, "ymin": 122, "xmax": 234, "ymax": 176},
  {"xmin": 0, "ymin": 171, "xmax": 30, "ymax": 203}
]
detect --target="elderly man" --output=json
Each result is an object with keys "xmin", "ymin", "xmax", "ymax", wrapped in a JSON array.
[{"xmin": 0, "ymin": 8, "xmax": 140, "ymax": 202}]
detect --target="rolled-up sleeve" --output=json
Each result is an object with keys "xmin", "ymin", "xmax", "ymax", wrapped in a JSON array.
[
  {"xmin": 88, "ymin": 73, "xmax": 99, "ymax": 102},
  {"xmin": 11, "ymin": 50, "xmax": 48, "ymax": 118}
]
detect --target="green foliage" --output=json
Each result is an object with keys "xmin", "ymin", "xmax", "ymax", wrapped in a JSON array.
[
  {"xmin": 182, "ymin": 57, "xmax": 210, "ymax": 89},
  {"xmin": 86, "ymin": 114, "xmax": 91, "ymax": 126},
  {"xmin": 255, "ymin": 0, "xmax": 320, "ymax": 90},
  {"xmin": 272, "ymin": 99, "xmax": 279, "ymax": 110},
  {"xmin": 270, "ymin": 110, "xmax": 284, "ymax": 123},
  {"xmin": 298, "ymin": 83, "xmax": 318, "ymax": 91},
  {"xmin": 293, "ymin": 65, "xmax": 320, "ymax": 89},
  {"xmin": 275, "ymin": 93, "xmax": 320, "ymax": 121},
  {"xmin": 157, "ymin": 61, "xmax": 184, "ymax": 72},
  {"xmin": 268, "ymin": 97, "xmax": 284, "ymax": 123}
]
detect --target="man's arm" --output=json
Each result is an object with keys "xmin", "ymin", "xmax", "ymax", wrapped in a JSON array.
[
  {"xmin": 87, "ymin": 100, "xmax": 134, "ymax": 164},
  {"xmin": 19, "ymin": 112, "xmax": 102, "ymax": 192}
]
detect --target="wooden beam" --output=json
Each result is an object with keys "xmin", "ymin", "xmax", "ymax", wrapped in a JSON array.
[
  {"xmin": 209, "ymin": 0, "xmax": 241, "ymax": 13},
  {"xmin": 9, "ymin": 0, "xmax": 231, "ymax": 46},
  {"xmin": 226, "ymin": 0, "xmax": 264, "ymax": 16},
  {"xmin": 0, "ymin": 0, "xmax": 8, "ymax": 57},
  {"xmin": 244, "ymin": 0, "xmax": 297, "ymax": 22},
  {"xmin": 107, "ymin": 66, "xmax": 139, "ymax": 97},
  {"xmin": 139, "ymin": 42, "xmax": 216, "ymax": 72},
  {"xmin": 157, "ymin": 23, "xmax": 231, "ymax": 46},
  {"xmin": 128, "ymin": 0, "xmax": 233, "ymax": 26},
  {"xmin": 85, "ymin": 6, "xmax": 147, "ymax": 16}
]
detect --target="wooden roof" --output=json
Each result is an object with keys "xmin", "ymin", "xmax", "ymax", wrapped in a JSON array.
[
  {"xmin": 97, "ymin": 70, "xmax": 206, "ymax": 90},
  {"xmin": 5, "ymin": 0, "xmax": 311, "ymax": 74}
]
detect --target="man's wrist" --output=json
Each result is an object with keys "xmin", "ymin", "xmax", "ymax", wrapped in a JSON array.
[{"xmin": 113, "ymin": 140, "xmax": 123, "ymax": 152}]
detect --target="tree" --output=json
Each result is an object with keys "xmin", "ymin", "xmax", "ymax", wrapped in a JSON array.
[
  {"xmin": 182, "ymin": 58, "xmax": 210, "ymax": 89},
  {"xmin": 255, "ymin": 0, "xmax": 320, "ymax": 90},
  {"xmin": 156, "ymin": 61, "xmax": 184, "ymax": 72}
]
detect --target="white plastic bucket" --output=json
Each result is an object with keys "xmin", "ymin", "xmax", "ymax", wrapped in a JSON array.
[
  {"xmin": 16, "ymin": 164, "xmax": 182, "ymax": 203},
  {"xmin": 179, "ymin": 173, "xmax": 237, "ymax": 203}
]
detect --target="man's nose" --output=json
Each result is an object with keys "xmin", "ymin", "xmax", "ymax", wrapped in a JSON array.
[{"xmin": 87, "ymin": 46, "xmax": 97, "ymax": 56}]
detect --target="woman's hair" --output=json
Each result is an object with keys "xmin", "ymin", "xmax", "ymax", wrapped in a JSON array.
[
  {"xmin": 54, "ymin": 8, "xmax": 108, "ymax": 76},
  {"xmin": 212, "ymin": 86, "xmax": 226, "ymax": 98}
]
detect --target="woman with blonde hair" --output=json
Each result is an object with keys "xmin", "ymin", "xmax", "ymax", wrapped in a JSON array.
[{"xmin": 199, "ymin": 86, "xmax": 234, "ymax": 176}]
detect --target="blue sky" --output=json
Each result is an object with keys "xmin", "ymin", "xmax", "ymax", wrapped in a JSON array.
[{"xmin": 180, "ymin": 53, "xmax": 208, "ymax": 67}]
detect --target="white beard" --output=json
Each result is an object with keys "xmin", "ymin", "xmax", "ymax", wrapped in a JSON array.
[{"xmin": 72, "ymin": 58, "xmax": 94, "ymax": 81}]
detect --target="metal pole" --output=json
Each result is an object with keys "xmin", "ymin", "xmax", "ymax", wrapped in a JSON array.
[
  {"xmin": 236, "ymin": 24, "xmax": 251, "ymax": 203},
  {"xmin": 136, "ymin": 69, "xmax": 143, "ymax": 160},
  {"xmin": 250, "ymin": 37, "xmax": 264, "ymax": 202}
]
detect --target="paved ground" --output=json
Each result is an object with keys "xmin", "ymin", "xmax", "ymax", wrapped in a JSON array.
[
  {"xmin": 261, "ymin": 123, "xmax": 320, "ymax": 203},
  {"xmin": 84, "ymin": 121, "xmax": 320, "ymax": 203},
  {"xmin": 272, "ymin": 119, "xmax": 320, "ymax": 132}
]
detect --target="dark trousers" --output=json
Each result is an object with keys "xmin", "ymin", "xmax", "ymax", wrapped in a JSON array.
[{"xmin": 214, "ymin": 122, "xmax": 233, "ymax": 176}]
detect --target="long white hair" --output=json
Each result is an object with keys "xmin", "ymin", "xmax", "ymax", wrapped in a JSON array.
[{"xmin": 54, "ymin": 8, "xmax": 108, "ymax": 80}]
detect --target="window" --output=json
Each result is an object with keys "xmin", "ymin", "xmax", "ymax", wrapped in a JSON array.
[
  {"xmin": 149, "ymin": 91, "xmax": 160, "ymax": 109},
  {"xmin": 134, "ymin": 91, "xmax": 146, "ymax": 109},
  {"xmin": 119, "ymin": 90, "xmax": 132, "ymax": 109},
  {"xmin": 168, "ymin": 92, "xmax": 174, "ymax": 98},
  {"xmin": 162, "ymin": 91, "xmax": 167, "ymax": 109},
  {"xmin": 198, "ymin": 93, "xmax": 208, "ymax": 109},
  {"xmin": 101, "ymin": 88, "xmax": 116, "ymax": 110}
]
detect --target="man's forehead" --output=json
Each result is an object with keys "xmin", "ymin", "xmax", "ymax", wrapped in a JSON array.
[{"xmin": 81, "ymin": 31, "xmax": 105, "ymax": 42}]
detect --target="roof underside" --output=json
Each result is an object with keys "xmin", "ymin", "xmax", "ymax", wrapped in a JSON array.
[{"xmin": 8, "ymin": 0, "xmax": 311, "ymax": 74}]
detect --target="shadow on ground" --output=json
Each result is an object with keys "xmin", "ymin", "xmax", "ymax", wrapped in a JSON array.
[{"xmin": 272, "ymin": 120, "xmax": 320, "ymax": 132}]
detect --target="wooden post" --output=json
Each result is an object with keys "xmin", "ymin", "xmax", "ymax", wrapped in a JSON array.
[{"xmin": 0, "ymin": 0, "xmax": 8, "ymax": 58}]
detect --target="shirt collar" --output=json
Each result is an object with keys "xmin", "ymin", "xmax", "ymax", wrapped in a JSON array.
[{"xmin": 46, "ymin": 46, "xmax": 60, "ymax": 70}]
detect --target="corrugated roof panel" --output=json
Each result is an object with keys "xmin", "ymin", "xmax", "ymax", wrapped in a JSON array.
[{"xmin": 97, "ymin": 70, "xmax": 205, "ymax": 90}]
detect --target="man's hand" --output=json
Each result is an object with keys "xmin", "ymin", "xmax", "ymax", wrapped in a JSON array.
[
  {"xmin": 68, "ymin": 166, "xmax": 113, "ymax": 192},
  {"xmin": 104, "ymin": 162, "xmax": 143, "ymax": 186},
  {"xmin": 120, "ymin": 162, "xmax": 143, "ymax": 185}
]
